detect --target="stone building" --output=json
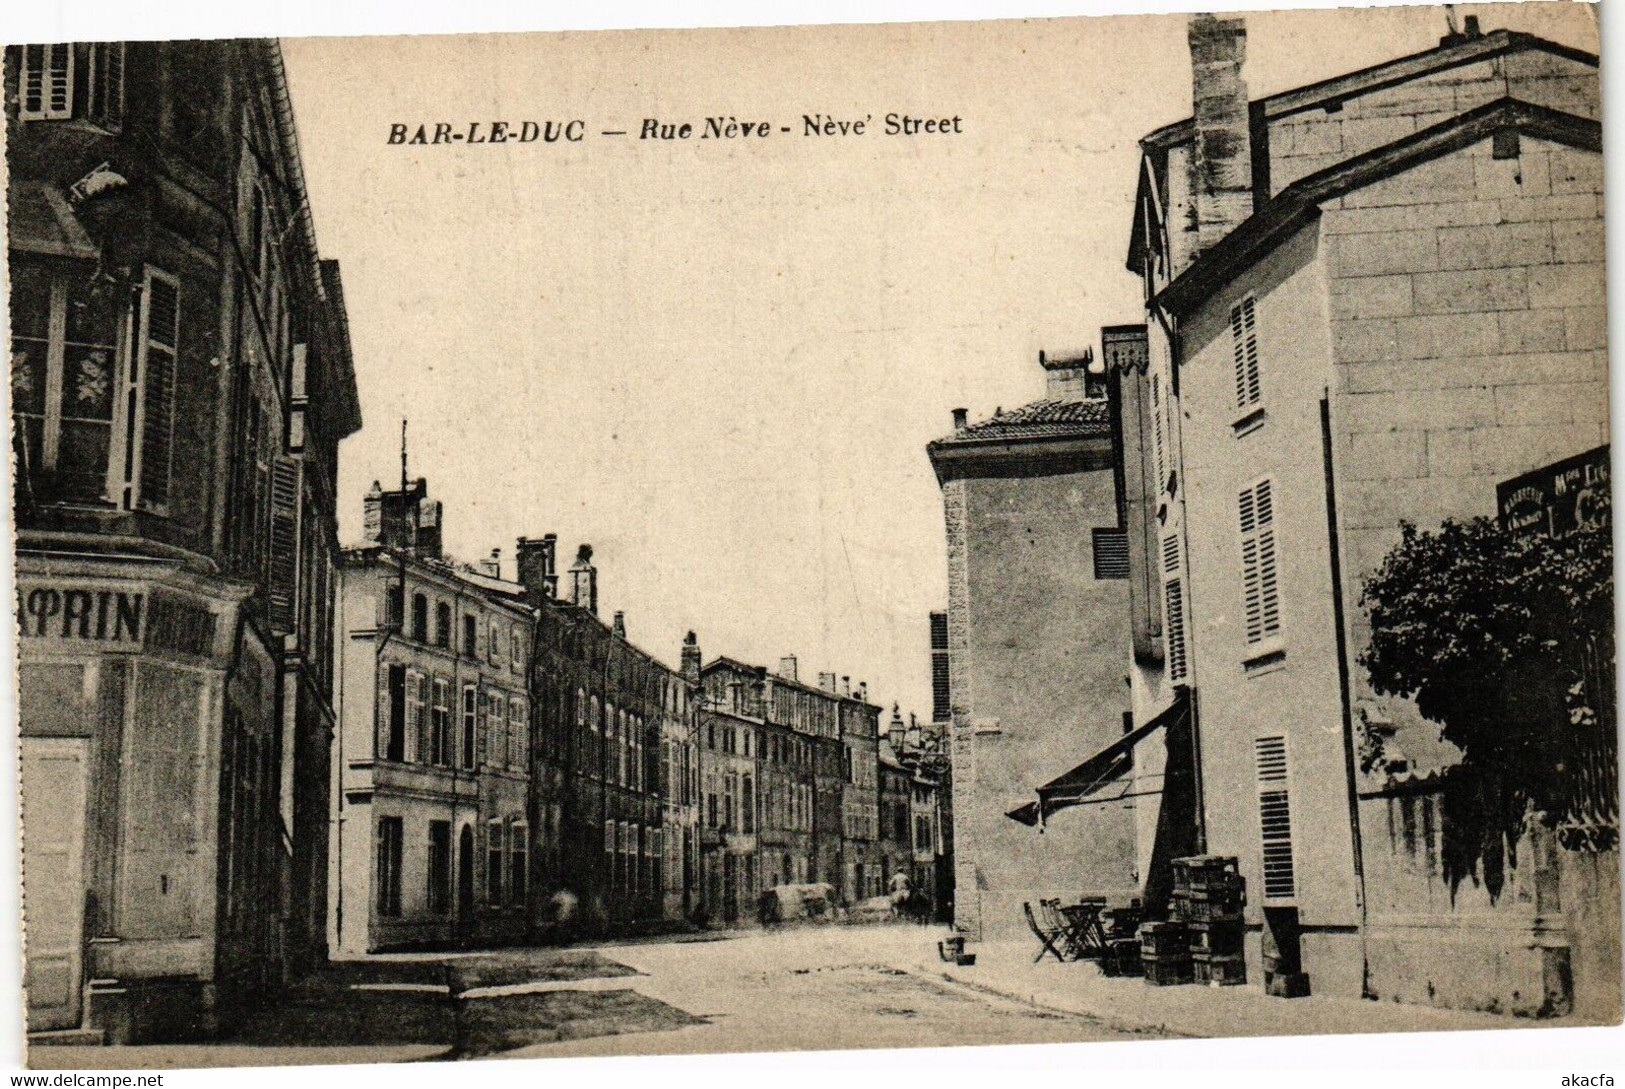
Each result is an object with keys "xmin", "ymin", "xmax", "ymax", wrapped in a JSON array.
[
  {"xmin": 926, "ymin": 351, "xmax": 1138, "ymax": 940},
  {"xmin": 1108, "ymin": 14, "xmax": 1613, "ymax": 1014},
  {"xmin": 513, "ymin": 541, "xmax": 695, "ymax": 936},
  {"xmin": 877, "ymin": 728, "xmax": 914, "ymax": 899},
  {"xmin": 757, "ymin": 658, "xmax": 816, "ymax": 891},
  {"xmin": 697, "ymin": 692, "xmax": 762, "ymax": 924},
  {"xmin": 330, "ymin": 481, "xmax": 533, "ymax": 953},
  {"xmin": 9, "ymin": 40, "xmax": 360, "ymax": 1040}
]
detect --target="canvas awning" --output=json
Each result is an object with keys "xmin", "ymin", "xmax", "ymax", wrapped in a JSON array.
[
  {"xmin": 9, "ymin": 181, "xmax": 98, "ymax": 261},
  {"xmin": 1006, "ymin": 692, "xmax": 1189, "ymax": 828}
]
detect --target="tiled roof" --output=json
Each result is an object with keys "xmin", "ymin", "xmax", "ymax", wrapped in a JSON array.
[{"xmin": 936, "ymin": 398, "xmax": 1111, "ymax": 445}]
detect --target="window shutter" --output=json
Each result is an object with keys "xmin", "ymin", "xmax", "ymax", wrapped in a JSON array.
[
  {"xmin": 1254, "ymin": 735, "xmax": 1297, "ymax": 902},
  {"xmin": 266, "ymin": 455, "xmax": 302, "ymax": 633},
  {"xmin": 85, "ymin": 43, "xmax": 125, "ymax": 129},
  {"xmin": 1162, "ymin": 534, "xmax": 1188, "ymax": 683},
  {"xmin": 1231, "ymin": 297, "xmax": 1261, "ymax": 409},
  {"xmin": 1092, "ymin": 528, "xmax": 1129, "ymax": 580},
  {"xmin": 474, "ymin": 690, "xmax": 487, "ymax": 767},
  {"xmin": 1151, "ymin": 373, "xmax": 1166, "ymax": 490},
  {"xmin": 1239, "ymin": 479, "xmax": 1281, "ymax": 645},
  {"xmin": 377, "ymin": 663, "xmax": 393, "ymax": 758},
  {"xmin": 404, "ymin": 670, "xmax": 422, "ymax": 763},
  {"xmin": 22, "ymin": 44, "xmax": 74, "ymax": 119},
  {"xmin": 136, "ymin": 268, "xmax": 180, "ymax": 513}
]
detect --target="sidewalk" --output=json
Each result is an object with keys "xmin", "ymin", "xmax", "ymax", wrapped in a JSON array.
[{"xmin": 901, "ymin": 938, "xmax": 1575, "ymax": 1040}]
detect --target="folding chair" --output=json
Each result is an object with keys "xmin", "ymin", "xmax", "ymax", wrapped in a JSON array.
[{"xmin": 1023, "ymin": 901, "xmax": 1068, "ymax": 963}]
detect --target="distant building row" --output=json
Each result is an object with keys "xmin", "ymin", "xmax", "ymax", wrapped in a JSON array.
[{"xmin": 330, "ymin": 479, "xmax": 952, "ymax": 951}]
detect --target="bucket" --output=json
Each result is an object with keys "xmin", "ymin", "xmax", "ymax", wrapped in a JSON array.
[{"xmin": 939, "ymin": 936, "xmax": 967, "ymax": 962}]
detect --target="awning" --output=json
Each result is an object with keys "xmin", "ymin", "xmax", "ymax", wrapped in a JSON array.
[
  {"xmin": 8, "ymin": 181, "xmax": 98, "ymax": 261},
  {"xmin": 1007, "ymin": 691, "xmax": 1189, "ymax": 828}
]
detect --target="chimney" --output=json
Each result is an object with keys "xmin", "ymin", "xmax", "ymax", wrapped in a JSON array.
[
  {"xmin": 515, "ymin": 536, "xmax": 559, "ymax": 601},
  {"xmin": 569, "ymin": 544, "xmax": 598, "ymax": 615},
  {"xmin": 841, "ymin": 676, "xmax": 851, "ymax": 697},
  {"xmin": 363, "ymin": 481, "xmax": 384, "ymax": 542},
  {"xmin": 856, "ymin": 681, "xmax": 867, "ymax": 702},
  {"xmin": 818, "ymin": 671, "xmax": 837, "ymax": 692},
  {"xmin": 681, "ymin": 630, "xmax": 702, "ymax": 685},
  {"xmin": 482, "ymin": 547, "xmax": 502, "ymax": 578},
  {"xmin": 612, "ymin": 611, "xmax": 626, "ymax": 640},
  {"xmin": 1188, "ymin": 13, "xmax": 1253, "ymax": 253},
  {"xmin": 727, "ymin": 680, "xmax": 743, "ymax": 713},
  {"xmin": 907, "ymin": 712, "xmax": 923, "ymax": 751},
  {"xmin": 888, "ymin": 704, "xmax": 906, "ymax": 753},
  {"xmin": 779, "ymin": 655, "xmax": 799, "ymax": 682},
  {"xmin": 951, "ymin": 407, "xmax": 968, "ymax": 430},
  {"xmin": 416, "ymin": 498, "xmax": 444, "ymax": 559}
]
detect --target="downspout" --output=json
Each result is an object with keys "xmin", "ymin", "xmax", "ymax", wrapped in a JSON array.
[{"xmin": 1320, "ymin": 390, "xmax": 1372, "ymax": 995}]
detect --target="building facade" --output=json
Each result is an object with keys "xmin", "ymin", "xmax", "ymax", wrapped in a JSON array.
[
  {"xmin": 330, "ymin": 481, "xmax": 532, "ymax": 953},
  {"xmin": 697, "ymin": 696, "xmax": 762, "ymax": 924},
  {"xmin": 514, "ymin": 539, "xmax": 696, "ymax": 936},
  {"xmin": 1109, "ymin": 14, "xmax": 1614, "ymax": 1014},
  {"xmin": 9, "ymin": 40, "xmax": 360, "ymax": 1041},
  {"xmin": 926, "ymin": 351, "xmax": 1139, "ymax": 940}
]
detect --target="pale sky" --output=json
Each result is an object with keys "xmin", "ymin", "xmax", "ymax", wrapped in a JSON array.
[{"xmin": 280, "ymin": 3, "xmax": 1597, "ymax": 720}]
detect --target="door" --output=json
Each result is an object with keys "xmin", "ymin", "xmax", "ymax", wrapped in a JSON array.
[
  {"xmin": 456, "ymin": 825, "xmax": 475, "ymax": 938},
  {"xmin": 22, "ymin": 738, "xmax": 90, "ymax": 1032}
]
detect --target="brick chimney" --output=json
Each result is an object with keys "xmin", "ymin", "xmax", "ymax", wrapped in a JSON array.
[
  {"xmin": 778, "ymin": 655, "xmax": 799, "ymax": 682},
  {"xmin": 612, "ymin": 611, "xmax": 626, "ymax": 640},
  {"xmin": 1040, "ymin": 348, "xmax": 1104, "ymax": 402},
  {"xmin": 888, "ymin": 704, "xmax": 906, "ymax": 753},
  {"xmin": 681, "ymin": 631, "xmax": 702, "ymax": 685},
  {"xmin": 515, "ymin": 535, "xmax": 559, "ymax": 601},
  {"xmin": 569, "ymin": 544, "xmax": 598, "ymax": 615},
  {"xmin": 1188, "ymin": 13, "xmax": 1253, "ymax": 253},
  {"xmin": 363, "ymin": 477, "xmax": 442, "ymax": 558}
]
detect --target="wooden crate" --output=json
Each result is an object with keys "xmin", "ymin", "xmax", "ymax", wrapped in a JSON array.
[
  {"xmin": 1193, "ymin": 954, "xmax": 1247, "ymax": 987},
  {"xmin": 1143, "ymin": 955, "xmax": 1194, "ymax": 986},
  {"xmin": 1139, "ymin": 921, "xmax": 1189, "ymax": 958},
  {"xmin": 1187, "ymin": 921, "xmax": 1245, "ymax": 957}
]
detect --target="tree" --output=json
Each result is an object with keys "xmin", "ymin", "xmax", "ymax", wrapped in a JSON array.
[{"xmin": 1358, "ymin": 494, "xmax": 1615, "ymax": 896}]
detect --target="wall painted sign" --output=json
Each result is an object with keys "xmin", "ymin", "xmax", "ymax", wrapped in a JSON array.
[{"xmin": 1497, "ymin": 445, "xmax": 1611, "ymax": 539}]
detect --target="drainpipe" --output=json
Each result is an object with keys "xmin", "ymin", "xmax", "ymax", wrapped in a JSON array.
[{"xmin": 1321, "ymin": 391, "xmax": 1371, "ymax": 994}]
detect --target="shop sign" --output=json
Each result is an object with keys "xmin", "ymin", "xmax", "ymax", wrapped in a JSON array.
[
  {"xmin": 17, "ymin": 587, "xmax": 144, "ymax": 645},
  {"xmin": 1497, "ymin": 445, "xmax": 1611, "ymax": 539}
]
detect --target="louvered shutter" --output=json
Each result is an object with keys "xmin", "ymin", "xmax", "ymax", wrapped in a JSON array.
[
  {"xmin": 266, "ymin": 456, "xmax": 302, "ymax": 633},
  {"xmin": 1254, "ymin": 736, "xmax": 1297, "ymax": 902},
  {"xmin": 1231, "ymin": 297, "xmax": 1261, "ymax": 409},
  {"xmin": 1151, "ymin": 373, "xmax": 1166, "ymax": 490},
  {"xmin": 136, "ymin": 268, "xmax": 180, "ymax": 513},
  {"xmin": 474, "ymin": 688, "xmax": 487, "ymax": 767},
  {"xmin": 86, "ymin": 43, "xmax": 125, "ymax": 129},
  {"xmin": 377, "ymin": 663, "xmax": 393, "ymax": 758},
  {"xmin": 1161, "ymin": 535, "xmax": 1188, "ymax": 683},
  {"xmin": 404, "ymin": 670, "xmax": 422, "ymax": 763},
  {"xmin": 1239, "ymin": 479, "xmax": 1282, "ymax": 645},
  {"xmin": 22, "ymin": 44, "xmax": 73, "ymax": 119}
]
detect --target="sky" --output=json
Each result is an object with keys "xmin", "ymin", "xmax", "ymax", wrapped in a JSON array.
[{"xmin": 279, "ymin": 3, "xmax": 1597, "ymax": 721}]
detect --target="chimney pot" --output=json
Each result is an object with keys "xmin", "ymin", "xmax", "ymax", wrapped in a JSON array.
[
  {"xmin": 570, "ymin": 544, "xmax": 598, "ymax": 615},
  {"xmin": 612, "ymin": 610, "xmax": 626, "ymax": 640},
  {"xmin": 951, "ymin": 407, "xmax": 968, "ymax": 430}
]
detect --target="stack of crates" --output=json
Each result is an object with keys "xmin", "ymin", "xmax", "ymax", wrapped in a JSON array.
[
  {"xmin": 1172, "ymin": 856, "xmax": 1247, "ymax": 987},
  {"xmin": 1138, "ymin": 921, "xmax": 1192, "ymax": 985}
]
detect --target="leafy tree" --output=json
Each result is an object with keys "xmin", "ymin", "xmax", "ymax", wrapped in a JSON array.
[{"xmin": 1358, "ymin": 494, "xmax": 1615, "ymax": 897}]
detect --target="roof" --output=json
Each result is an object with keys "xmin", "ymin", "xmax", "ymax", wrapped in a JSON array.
[
  {"xmin": 1127, "ymin": 28, "xmax": 1598, "ymax": 275},
  {"xmin": 1139, "ymin": 29, "xmax": 1595, "ymax": 152},
  {"xmin": 930, "ymin": 398, "xmax": 1111, "ymax": 447},
  {"xmin": 1154, "ymin": 98, "xmax": 1601, "ymax": 317},
  {"xmin": 701, "ymin": 655, "xmax": 882, "ymax": 710}
]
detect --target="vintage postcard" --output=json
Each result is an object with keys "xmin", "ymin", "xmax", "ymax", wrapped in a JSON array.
[{"xmin": 4, "ymin": 1, "xmax": 1619, "ymax": 1071}]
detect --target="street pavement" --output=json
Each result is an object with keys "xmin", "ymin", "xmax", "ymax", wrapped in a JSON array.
[{"xmin": 32, "ymin": 921, "xmax": 1578, "ymax": 1068}]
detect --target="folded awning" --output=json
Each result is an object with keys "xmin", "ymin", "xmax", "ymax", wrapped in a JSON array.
[
  {"xmin": 1008, "ymin": 691, "xmax": 1189, "ymax": 828},
  {"xmin": 9, "ymin": 181, "xmax": 98, "ymax": 261}
]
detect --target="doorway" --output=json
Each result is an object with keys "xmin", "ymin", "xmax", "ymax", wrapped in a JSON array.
[
  {"xmin": 22, "ymin": 738, "xmax": 90, "ymax": 1032},
  {"xmin": 457, "ymin": 825, "xmax": 475, "ymax": 941}
]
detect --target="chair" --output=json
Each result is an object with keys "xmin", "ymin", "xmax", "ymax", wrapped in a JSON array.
[{"xmin": 1023, "ymin": 901, "xmax": 1068, "ymax": 963}]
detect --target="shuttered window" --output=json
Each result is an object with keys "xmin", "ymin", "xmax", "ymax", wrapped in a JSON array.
[
  {"xmin": 1161, "ymin": 535, "xmax": 1188, "ymax": 683},
  {"xmin": 1254, "ymin": 736, "xmax": 1297, "ymax": 902},
  {"xmin": 266, "ymin": 456, "xmax": 301, "ymax": 633},
  {"xmin": 1092, "ymin": 528, "xmax": 1129, "ymax": 580},
  {"xmin": 1238, "ymin": 478, "xmax": 1282, "ymax": 646},
  {"xmin": 487, "ymin": 820, "xmax": 505, "ymax": 904},
  {"xmin": 376, "ymin": 817, "xmax": 403, "ymax": 917},
  {"xmin": 128, "ymin": 267, "xmax": 180, "ymax": 513},
  {"xmin": 84, "ymin": 43, "xmax": 125, "ymax": 130},
  {"xmin": 1151, "ymin": 372, "xmax": 1167, "ymax": 491},
  {"xmin": 383, "ymin": 664, "xmax": 406, "ymax": 762},
  {"xmin": 1231, "ymin": 296, "xmax": 1261, "ymax": 409},
  {"xmin": 510, "ymin": 821, "xmax": 528, "ymax": 904},
  {"xmin": 509, "ymin": 696, "xmax": 527, "ymax": 768},
  {"xmin": 404, "ymin": 670, "xmax": 426, "ymax": 763},
  {"xmin": 487, "ymin": 692, "xmax": 507, "ymax": 769},
  {"xmin": 20, "ymin": 44, "xmax": 73, "ymax": 120}
]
